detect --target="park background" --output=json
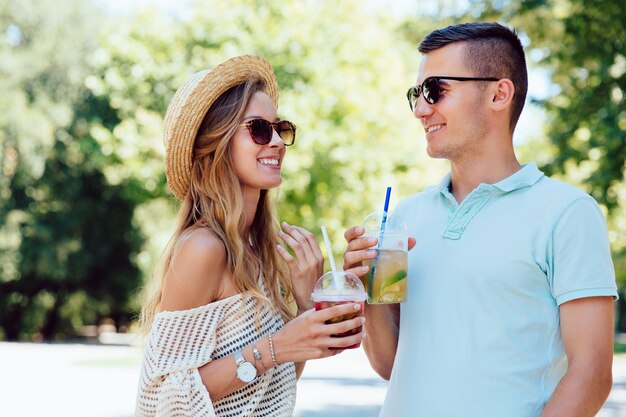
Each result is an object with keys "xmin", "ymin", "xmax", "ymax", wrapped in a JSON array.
[{"xmin": 0, "ymin": 0, "xmax": 625, "ymax": 414}]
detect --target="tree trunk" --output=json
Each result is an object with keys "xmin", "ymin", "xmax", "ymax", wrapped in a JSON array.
[{"xmin": 41, "ymin": 296, "xmax": 60, "ymax": 340}]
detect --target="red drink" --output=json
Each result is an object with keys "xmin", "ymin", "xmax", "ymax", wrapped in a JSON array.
[{"xmin": 314, "ymin": 299, "xmax": 365, "ymax": 349}]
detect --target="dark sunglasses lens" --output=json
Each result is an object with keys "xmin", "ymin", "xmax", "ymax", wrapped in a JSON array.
[
  {"xmin": 248, "ymin": 119, "xmax": 272, "ymax": 145},
  {"xmin": 423, "ymin": 78, "xmax": 440, "ymax": 104},
  {"xmin": 275, "ymin": 121, "xmax": 295, "ymax": 146},
  {"xmin": 407, "ymin": 86, "xmax": 419, "ymax": 111}
]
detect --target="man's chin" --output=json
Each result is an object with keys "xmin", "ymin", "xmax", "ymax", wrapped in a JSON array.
[{"xmin": 426, "ymin": 147, "xmax": 447, "ymax": 160}]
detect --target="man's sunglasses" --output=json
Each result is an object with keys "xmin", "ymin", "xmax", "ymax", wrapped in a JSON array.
[
  {"xmin": 240, "ymin": 119, "xmax": 296, "ymax": 146},
  {"xmin": 406, "ymin": 76, "xmax": 500, "ymax": 110}
]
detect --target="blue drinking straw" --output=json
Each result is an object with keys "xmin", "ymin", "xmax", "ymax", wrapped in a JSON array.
[
  {"xmin": 379, "ymin": 186, "xmax": 392, "ymax": 242},
  {"xmin": 369, "ymin": 186, "xmax": 392, "ymax": 300}
]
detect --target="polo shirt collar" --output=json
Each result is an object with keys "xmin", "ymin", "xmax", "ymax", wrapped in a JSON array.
[
  {"xmin": 492, "ymin": 162, "xmax": 544, "ymax": 192},
  {"xmin": 438, "ymin": 162, "xmax": 544, "ymax": 196},
  {"xmin": 437, "ymin": 162, "xmax": 544, "ymax": 240}
]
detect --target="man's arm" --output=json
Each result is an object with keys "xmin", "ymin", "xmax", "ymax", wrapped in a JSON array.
[
  {"xmin": 343, "ymin": 226, "xmax": 414, "ymax": 380},
  {"xmin": 540, "ymin": 296, "xmax": 614, "ymax": 417},
  {"xmin": 362, "ymin": 303, "xmax": 400, "ymax": 380}
]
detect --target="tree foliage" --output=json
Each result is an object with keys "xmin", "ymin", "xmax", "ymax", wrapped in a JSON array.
[
  {"xmin": 86, "ymin": 0, "xmax": 441, "ymax": 276},
  {"xmin": 1, "ymin": 0, "xmax": 437, "ymax": 339},
  {"xmin": 0, "ymin": 0, "xmax": 144, "ymax": 340},
  {"xmin": 6, "ymin": 0, "xmax": 623, "ymax": 338}
]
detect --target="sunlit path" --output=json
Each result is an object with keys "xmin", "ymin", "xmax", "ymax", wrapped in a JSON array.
[{"xmin": 0, "ymin": 342, "xmax": 624, "ymax": 417}]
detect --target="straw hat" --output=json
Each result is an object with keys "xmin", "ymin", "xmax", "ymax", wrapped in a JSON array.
[{"xmin": 163, "ymin": 55, "xmax": 279, "ymax": 201}]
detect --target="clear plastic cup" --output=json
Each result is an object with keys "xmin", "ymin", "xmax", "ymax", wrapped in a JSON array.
[
  {"xmin": 311, "ymin": 271, "xmax": 367, "ymax": 349},
  {"xmin": 361, "ymin": 211, "xmax": 409, "ymax": 304}
]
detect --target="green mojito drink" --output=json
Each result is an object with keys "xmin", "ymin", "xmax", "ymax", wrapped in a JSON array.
[
  {"xmin": 363, "ymin": 248, "xmax": 408, "ymax": 303},
  {"xmin": 361, "ymin": 212, "xmax": 409, "ymax": 304}
]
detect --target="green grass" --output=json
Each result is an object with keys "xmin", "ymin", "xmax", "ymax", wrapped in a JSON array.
[{"xmin": 615, "ymin": 342, "xmax": 626, "ymax": 355}]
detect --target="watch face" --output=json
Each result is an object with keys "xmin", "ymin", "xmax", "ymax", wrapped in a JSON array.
[{"xmin": 237, "ymin": 361, "xmax": 257, "ymax": 383}]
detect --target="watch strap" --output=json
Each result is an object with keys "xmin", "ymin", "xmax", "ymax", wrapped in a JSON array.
[{"xmin": 234, "ymin": 349, "xmax": 245, "ymax": 366}]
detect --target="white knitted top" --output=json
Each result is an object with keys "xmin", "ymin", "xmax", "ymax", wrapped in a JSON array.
[{"xmin": 135, "ymin": 293, "xmax": 297, "ymax": 417}]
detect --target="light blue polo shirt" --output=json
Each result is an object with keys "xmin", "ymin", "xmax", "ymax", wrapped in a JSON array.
[{"xmin": 381, "ymin": 162, "xmax": 617, "ymax": 417}]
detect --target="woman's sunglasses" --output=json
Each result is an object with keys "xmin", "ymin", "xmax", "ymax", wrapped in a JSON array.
[
  {"xmin": 406, "ymin": 76, "xmax": 500, "ymax": 110},
  {"xmin": 240, "ymin": 119, "xmax": 296, "ymax": 146}
]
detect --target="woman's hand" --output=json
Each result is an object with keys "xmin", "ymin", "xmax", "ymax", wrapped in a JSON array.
[
  {"xmin": 272, "ymin": 304, "xmax": 366, "ymax": 363},
  {"xmin": 276, "ymin": 222, "xmax": 324, "ymax": 313}
]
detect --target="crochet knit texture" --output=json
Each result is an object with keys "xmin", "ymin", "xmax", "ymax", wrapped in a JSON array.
[{"xmin": 136, "ymin": 294, "xmax": 297, "ymax": 417}]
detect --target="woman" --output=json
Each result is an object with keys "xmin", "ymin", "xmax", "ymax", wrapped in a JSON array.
[{"xmin": 135, "ymin": 55, "xmax": 364, "ymax": 417}]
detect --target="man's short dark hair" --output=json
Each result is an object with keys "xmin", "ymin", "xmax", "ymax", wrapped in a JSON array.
[{"xmin": 419, "ymin": 22, "xmax": 528, "ymax": 131}]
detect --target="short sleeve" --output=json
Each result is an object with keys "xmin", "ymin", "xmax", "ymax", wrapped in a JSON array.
[{"xmin": 547, "ymin": 197, "xmax": 618, "ymax": 305}]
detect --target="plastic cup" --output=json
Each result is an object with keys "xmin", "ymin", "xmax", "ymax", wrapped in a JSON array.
[
  {"xmin": 311, "ymin": 271, "xmax": 367, "ymax": 349},
  {"xmin": 361, "ymin": 211, "xmax": 409, "ymax": 304}
]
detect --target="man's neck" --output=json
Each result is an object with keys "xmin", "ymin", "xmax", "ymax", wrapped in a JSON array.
[{"xmin": 449, "ymin": 153, "xmax": 521, "ymax": 204}]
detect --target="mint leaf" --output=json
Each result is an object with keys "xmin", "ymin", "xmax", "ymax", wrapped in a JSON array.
[{"xmin": 381, "ymin": 270, "xmax": 407, "ymax": 290}]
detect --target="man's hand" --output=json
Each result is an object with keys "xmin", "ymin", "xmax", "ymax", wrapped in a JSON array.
[{"xmin": 343, "ymin": 225, "xmax": 416, "ymax": 277}]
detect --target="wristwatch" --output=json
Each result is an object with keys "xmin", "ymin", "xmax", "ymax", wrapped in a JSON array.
[{"xmin": 234, "ymin": 349, "xmax": 257, "ymax": 383}]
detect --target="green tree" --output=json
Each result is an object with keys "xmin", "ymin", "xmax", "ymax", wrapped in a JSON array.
[
  {"xmin": 88, "ymin": 0, "xmax": 437, "ymax": 270},
  {"xmin": 0, "ymin": 0, "xmax": 144, "ymax": 340},
  {"xmin": 1, "ymin": 0, "xmax": 445, "ymax": 339}
]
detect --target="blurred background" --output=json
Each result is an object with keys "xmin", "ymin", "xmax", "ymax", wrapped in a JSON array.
[{"xmin": 0, "ymin": 0, "xmax": 625, "ymax": 414}]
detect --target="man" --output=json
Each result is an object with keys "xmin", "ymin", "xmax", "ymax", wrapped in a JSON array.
[{"xmin": 343, "ymin": 22, "xmax": 617, "ymax": 417}]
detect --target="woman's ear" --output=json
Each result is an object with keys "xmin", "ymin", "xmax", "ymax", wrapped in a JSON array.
[{"xmin": 489, "ymin": 78, "xmax": 515, "ymax": 112}]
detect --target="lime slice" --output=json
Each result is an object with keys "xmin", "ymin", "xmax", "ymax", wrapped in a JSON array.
[{"xmin": 381, "ymin": 270, "xmax": 407, "ymax": 291}]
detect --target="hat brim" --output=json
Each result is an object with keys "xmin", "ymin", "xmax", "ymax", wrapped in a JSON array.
[{"xmin": 163, "ymin": 55, "xmax": 279, "ymax": 201}]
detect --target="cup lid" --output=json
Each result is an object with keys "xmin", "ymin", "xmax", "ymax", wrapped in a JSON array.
[
  {"xmin": 311, "ymin": 271, "xmax": 366, "ymax": 301},
  {"xmin": 361, "ymin": 211, "xmax": 407, "ymax": 233}
]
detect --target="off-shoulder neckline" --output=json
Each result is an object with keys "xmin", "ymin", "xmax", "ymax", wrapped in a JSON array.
[{"xmin": 156, "ymin": 293, "xmax": 245, "ymax": 317}]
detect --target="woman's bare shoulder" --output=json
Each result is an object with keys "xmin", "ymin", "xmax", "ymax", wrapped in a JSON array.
[{"xmin": 160, "ymin": 227, "xmax": 229, "ymax": 311}]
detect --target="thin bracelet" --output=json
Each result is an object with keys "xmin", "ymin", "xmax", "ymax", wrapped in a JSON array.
[
  {"xmin": 252, "ymin": 343, "xmax": 267, "ymax": 372},
  {"xmin": 268, "ymin": 333, "xmax": 280, "ymax": 367}
]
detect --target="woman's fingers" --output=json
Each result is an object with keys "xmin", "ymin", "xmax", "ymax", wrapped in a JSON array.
[
  {"xmin": 325, "ymin": 315, "xmax": 365, "ymax": 334},
  {"xmin": 281, "ymin": 222, "xmax": 318, "ymax": 263},
  {"xmin": 290, "ymin": 224, "xmax": 324, "ymax": 266},
  {"xmin": 286, "ymin": 223, "xmax": 317, "ymax": 249},
  {"xmin": 277, "ymin": 306, "xmax": 365, "ymax": 362},
  {"xmin": 326, "ymin": 331, "xmax": 365, "ymax": 349},
  {"xmin": 279, "ymin": 223, "xmax": 324, "ymax": 288},
  {"xmin": 314, "ymin": 302, "xmax": 362, "ymax": 323},
  {"xmin": 322, "ymin": 316, "xmax": 366, "ymax": 350},
  {"xmin": 276, "ymin": 244, "xmax": 296, "ymax": 265},
  {"xmin": 278, "ymin": 229, "xmax": 305, "ymax": 263}
]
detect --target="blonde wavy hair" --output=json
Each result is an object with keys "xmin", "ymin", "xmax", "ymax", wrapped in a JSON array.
[{"xmin": 140, "ymin": 79, "xmax": 294, "ymax": 331}]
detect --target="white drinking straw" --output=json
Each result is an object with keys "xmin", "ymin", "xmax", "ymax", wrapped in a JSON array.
[{"xmin": 321, "ymin": 226, "xmax": 337, "ymax": 273}]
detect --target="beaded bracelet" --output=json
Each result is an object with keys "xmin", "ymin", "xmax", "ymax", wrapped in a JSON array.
[{"xmin": 268, "ymin": 333, "xmax": 279, "ymax": 367}]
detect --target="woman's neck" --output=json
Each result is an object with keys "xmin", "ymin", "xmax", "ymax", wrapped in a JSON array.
[{"xmin": 242, "ymin": 186, "xmax": 261, "ymax": 232}]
